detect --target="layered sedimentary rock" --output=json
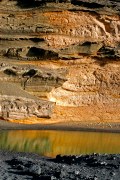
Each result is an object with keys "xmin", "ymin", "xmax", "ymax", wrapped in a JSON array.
[
  {"xmin": 0, "ymin": 0, "xmax": 120, "ymax": 121},
  {"xmin": 49, "ymin": 63, "xmax": 120, "ymax": 107},
  {"xmin": 0, "ymin": 83, "xmax": 54, "ymax": 120},
  {"xmin": 0, "ymin": 62, "xmax": 67, "ymax": 97}
]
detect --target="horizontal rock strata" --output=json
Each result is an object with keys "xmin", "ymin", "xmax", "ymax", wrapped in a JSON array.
[
  {"xmin": 0, "ymin": 0, "xmax": 120, "ymax": 121},
  {"xmin": 49, "ymin": 62, "xmax": 120, "ymax": 107},
  {"xmin": 0, "ymin": 83, "xmax": 54, "ymax": 120}
]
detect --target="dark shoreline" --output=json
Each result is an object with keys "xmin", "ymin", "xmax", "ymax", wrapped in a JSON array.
[
  {"xmin": 0, "ymin": 120, "xmax": 120, "ymax": 133},
  {"xmin": 0, "ymin": 150, "xmax": 120, "ymax": 180}
]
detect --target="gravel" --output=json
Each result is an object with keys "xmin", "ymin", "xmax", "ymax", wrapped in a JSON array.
[{"xmin": 0, "ymin": 150, "xmax": 120, "ymax": 180}]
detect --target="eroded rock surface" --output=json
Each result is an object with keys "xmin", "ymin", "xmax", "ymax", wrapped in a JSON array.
[
  {"xmin": 0, "ymin": 83, "xmax": 54, "ymax": 120},
  {"xmin": 0, "ymin": 0, "xmax": 120, "ymax": 121}
]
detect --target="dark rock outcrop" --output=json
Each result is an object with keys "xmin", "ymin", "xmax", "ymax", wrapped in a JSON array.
[{"xmin": 0, "ymin": 151, "xmax": 119, "ymax": 180}]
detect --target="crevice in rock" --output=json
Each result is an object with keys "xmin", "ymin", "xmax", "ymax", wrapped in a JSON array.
[
  {"xmin": 27, "ymin": 47, "xmax": 59, "ymax": 60},
  {"xmin": 4, "ymin": 69, "xmax": 17, "ymax": 76},
  {"xmin": 71, "ymin": 0, "xmax": 105, "ymax": 9},
  {"xmin": 17, "ymin": 0, "xmax": 46, "ymax": 8}
]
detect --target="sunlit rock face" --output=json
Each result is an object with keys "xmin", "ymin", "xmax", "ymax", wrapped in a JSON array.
[
  {"xmin": 0, "ymin": 0, "xmax": 120, "ymax": 121},
  {"xmin": 48, "ymin": 63, "xmax": 120, "ymax": 107}
]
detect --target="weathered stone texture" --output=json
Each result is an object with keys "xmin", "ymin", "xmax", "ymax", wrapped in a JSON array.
[
  {"xmin": 0, "ymin": 0, "xmax": 120, "ymax": 121},
  {"xmin": 0, "ymin": 83, "xmax": 54, "ymax": 120}
]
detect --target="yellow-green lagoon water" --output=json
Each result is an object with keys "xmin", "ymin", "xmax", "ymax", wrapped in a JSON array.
[{"xmin": 0, "ymin": 130, "xmax": 120, "ymax": 157}]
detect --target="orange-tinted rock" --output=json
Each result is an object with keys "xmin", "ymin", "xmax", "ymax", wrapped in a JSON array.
[{"xmin": 0, "ymin": 0, "xmax": 120, "ymax": 122}]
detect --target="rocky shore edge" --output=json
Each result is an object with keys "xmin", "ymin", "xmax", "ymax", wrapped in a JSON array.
[{"xmin": 0, "ymin": 150, "xmax": 119, "ymax": 180}]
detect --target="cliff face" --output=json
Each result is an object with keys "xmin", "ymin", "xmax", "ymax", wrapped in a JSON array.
[
  {"xmin": 0, "ymin": 82, "xmax": 54, "ymax": 120},
  {"xmin": 0, "ymin": 0, "xmax": 120, "ymax": 122}
]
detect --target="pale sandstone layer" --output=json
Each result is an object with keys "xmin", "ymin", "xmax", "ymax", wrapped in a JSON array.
[{"xmin": 0, "ymin": 0, "xmax": 120, "ymax": 123}]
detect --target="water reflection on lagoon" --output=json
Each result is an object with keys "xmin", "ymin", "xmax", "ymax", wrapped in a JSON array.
[{"xmin": 0, "ymin": 130, "xmax": 120, "ymax": 157}]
